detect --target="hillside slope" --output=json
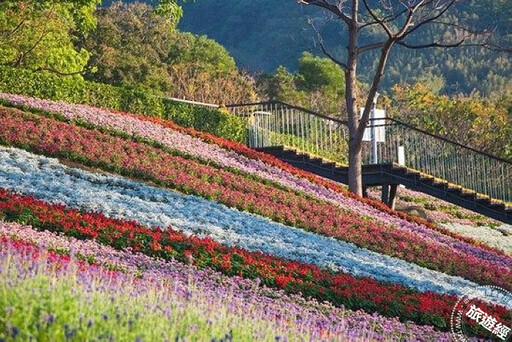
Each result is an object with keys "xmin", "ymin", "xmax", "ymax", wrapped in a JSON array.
[{"xmin": 1, "ymin": 93, "xmax": 511, "ymax": 339}]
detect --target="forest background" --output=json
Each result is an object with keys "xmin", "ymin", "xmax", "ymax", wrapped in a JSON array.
[{"xmin": 1, "ymin": 0, "xmax": 511, "ymax": 159}]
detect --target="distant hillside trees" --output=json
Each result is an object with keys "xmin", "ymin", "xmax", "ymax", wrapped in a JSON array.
[
  {"xmin": 83, "ymin": 2, "xmax": 257, "ymax": 104},
  {"xmin": 178, "ymin": 0, "xmax": 512, "ymax": 96}
]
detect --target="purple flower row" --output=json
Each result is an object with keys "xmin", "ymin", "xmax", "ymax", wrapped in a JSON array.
[
  {"xmin": 1, "ymin": 92, "xmax": 509, "ymax": 270},
  {"xmin": 0, "ymin": 220, "xmax": 454, "ymax": 341},
  {"xmin": 0, "ymin": 222, "xmax": 449, "ymax": 341}
]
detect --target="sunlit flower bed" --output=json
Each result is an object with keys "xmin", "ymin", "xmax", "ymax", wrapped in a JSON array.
[
  {"xmin": 0, "ymin": 92, "xmax": 503, "ymax": 261},
  {"xmin": 0, "ymin": 106, "xmax": 510, "ymax": 291},
  {"xmin": 0, "ymin": 221, "xmax": 457, "ymax": 341},
  {"xmin": 440, "ymin": 222, "xmax": 512, "ymax": 255},
  {"xmin": 1, "ymin": 190, "xmax": 511, "ymax": 335},
  {"xmin": 0, "ymin": 147, "xmax": 491, "ymax": 297}
]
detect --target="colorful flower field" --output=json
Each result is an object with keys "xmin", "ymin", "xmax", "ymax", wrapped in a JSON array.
[
  {"xmin": 0, "ymin": 93, "xmax": 511, "ymax": 341},
  {"xmin": 1, "ymin": 221, "xmax": 456, "ymax": 341}
]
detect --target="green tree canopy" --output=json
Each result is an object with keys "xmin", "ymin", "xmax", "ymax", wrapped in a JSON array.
[
  {"xmin": 167, "ymin": 32, "xmax": 238, "ymax": 77},
  {"xmin": 257, "ymin": 52, "xmax": 346, "ymax": 115},
  {"xmin": 297, "ymin": 52, "xmax": 344, "ymax": 95},
  {"xmin": 84, "ymin": 1, "xmax": 257, "ymax": 104},
  {"xmin": 0, "ymin": 0, "xmax": 100, "ymax": 74},
  {"xmin": 83, "ymin": 1, "xmax": 176, "ymax": 92},
  {"xmin": 258, "ymin": 66, "xmax": 305, "ymax": 104},
  {"xmin": 392, "ymin": 83, "xmax": 512, "ymax": 160}
]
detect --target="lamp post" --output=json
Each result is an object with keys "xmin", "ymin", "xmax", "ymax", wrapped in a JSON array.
[{"xmin": 371, "ymin": 92, "xmax": 380, "ymax": 164}]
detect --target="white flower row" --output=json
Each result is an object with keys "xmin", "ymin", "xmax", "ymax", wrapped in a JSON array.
[
  {"xmin": 0, "ymin": 146, "xmax": 486, "ymax": 297},
  {"xmin": 1, "ymin": 92, "xmax": 507, "ymax": 267},
  {"xmin": 441, "ymin": 223, "xmax": 512, "ymax": 256}
]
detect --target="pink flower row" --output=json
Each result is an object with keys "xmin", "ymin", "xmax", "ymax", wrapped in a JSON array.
[
  {"xmin": 1, "ymin": 92, "xmax": 509, "ymax": 269},
  {"xmin": 0, "ymin": 106, "xmax": 511, "ymax": 291}
]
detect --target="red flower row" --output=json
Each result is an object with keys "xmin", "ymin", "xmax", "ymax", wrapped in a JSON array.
[
  {"xmin": 113, "ymin": 107, "xmax": 506, "ymax": 258},
  {"xmin": 0, "ymin": 188, "xmax": 510, "ymax": 333},
  {"xmin": 0, "ymin": 106, "xmax": 510, "ymax": 292}
]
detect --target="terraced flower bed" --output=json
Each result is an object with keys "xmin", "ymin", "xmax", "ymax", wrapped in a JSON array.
[
  {"xmin": 1, "ymin": 92, "xmax": 504, "ymax": 262},
  {"xmin": 0, "ymin": 147, "xmax": 493, "ymax": 297},
  {"xmin": 0, "ymin": 106, "xmax": 511, "ymax": 292},
  {"xmin": 0, "ymin": 221, "xmax": 456, "ymax": 341},
  {"xmin": 1, "ymin": 189, "xmax": 511, "ymax": 335},
  {"xmin": 1, "ymin": 94, "xmax": 511, "ymax": 341}
]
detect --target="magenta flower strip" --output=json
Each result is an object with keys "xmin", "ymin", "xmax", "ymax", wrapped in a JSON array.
[
  {"xmin": 0, "ymin": 220, "xmax": 454, "ymax": 341},
  {"xmin": 1, "ymin": 93, "xmax": 509, "ymax": 270}
]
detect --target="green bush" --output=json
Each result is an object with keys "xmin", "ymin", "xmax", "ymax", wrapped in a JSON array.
[{"xmin": 0, "ymin": 66, "xmax": 247, "ymax": 142}]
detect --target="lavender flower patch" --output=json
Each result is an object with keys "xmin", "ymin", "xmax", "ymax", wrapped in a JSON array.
[{"xmin": 0, "ymin": 220, "xmax": 454, "ymax": 341}]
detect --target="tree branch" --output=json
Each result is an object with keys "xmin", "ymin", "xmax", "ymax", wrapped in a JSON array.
[
  {"xmin": 482, "ymin": 42, "xmax": 512, "ymax": 53},
  {"xmin": 361, "ymin": 0, "xmax": 393, "ymax": 36},
  {"xmin": 356, "ymin": 40, "xmax": 394, "ymax": 140},
  {"xmin": 358, "ymin": 7, "xmax": 408, "ymax": 29},
  {"xmin": 397, "ymin": 39, "xmax": 467, "ymax": 49},
  {"xmin": 1, "ymin": 20, "xmax": 26, "ymax": 41},
  {"xmin": 309, "ymin": 18, "xmax": 349, "ymax": 69},
  {"xmin": 32, "ymin": 67, "xmax": 85, "ymax": 76},
  {"xmin": 399, "ymin": 0, "xmax": 457, "ymax": 37},
  {"xmin": 299, "ymin": 0, "xmax": 352, "ymax": 25},
  {"xmin": 429, "ymin": 20, "xmax": 494, "ymax": 36},
  {"xmin": 395, "ymin": 0, "xmax": 427, "ymax": 38},
  {"xmin": 358, "ymin": 41, "xmax": 386, "ymax": 53},
  {"xmin": 11, "ymin": 27, "xmax": 49, "ymax": 67}
]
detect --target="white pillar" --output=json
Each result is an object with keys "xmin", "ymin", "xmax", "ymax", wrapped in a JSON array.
[{"xmin": 371, "ymin": 92, "xmax": 380, "ymax": 164}]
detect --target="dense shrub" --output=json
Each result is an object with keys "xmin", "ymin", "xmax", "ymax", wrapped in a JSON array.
[
  {"xmin": 391, "ymin": 83, "xmax": 511, "ymax": 159},
  {"xmin": 0, "ymin": 66, "xmax": 247, "ymax": 142}
]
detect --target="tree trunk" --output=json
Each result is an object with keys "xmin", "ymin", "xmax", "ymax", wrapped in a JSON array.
[
  {"xmin": 345, "ymin": 11, "xmax": 362, "ymax": 196},
  {"xmin": 348, "ymin": 136, "xmax": 363, "ymax": 195},
  {"xmin": 347, "ymin": 38, "xmax": 394, "ymax": 197}
]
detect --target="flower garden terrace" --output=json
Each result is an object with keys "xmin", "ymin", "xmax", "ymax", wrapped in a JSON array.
[
  {"xmin": 227, "ymin": 100, "xmax": 512, "ymax": 225},
  {"xmin": 0, "ymin": 93, "xmax": 511, "ymax": 340}
]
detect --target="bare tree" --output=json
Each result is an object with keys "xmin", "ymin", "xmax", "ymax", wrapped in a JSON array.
[{"xmin": 298, "ymin": 0, "xmax": 496, "ymax": 196}]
